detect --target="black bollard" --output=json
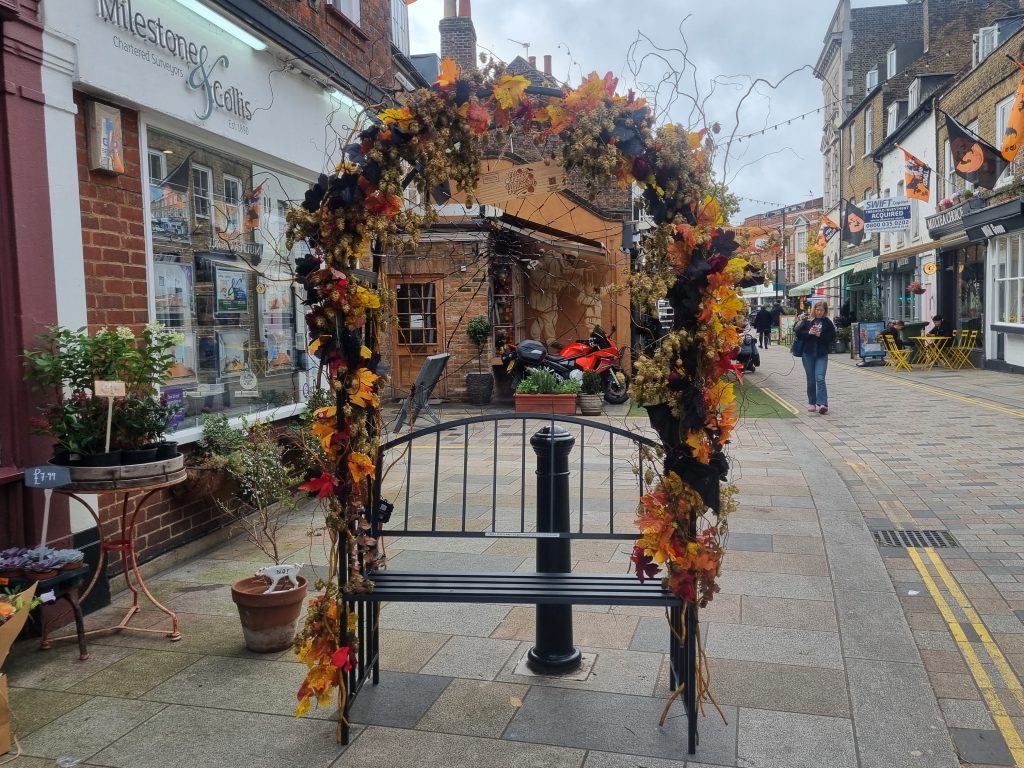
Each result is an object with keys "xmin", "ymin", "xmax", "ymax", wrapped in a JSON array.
[{"xmin": 527, "ymin": 425, "xmax": 582, "ymax": 673}]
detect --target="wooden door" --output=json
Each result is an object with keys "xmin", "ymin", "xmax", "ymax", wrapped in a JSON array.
[{"xmin": 392, "ymin": 279, "xmax": 444, "ymax": 392}]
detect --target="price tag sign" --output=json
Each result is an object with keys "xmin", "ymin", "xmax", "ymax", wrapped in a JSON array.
[
  {"xmin": 94, "ymin": 380, "xmax": 127, "ymax": 397},
  {"xmin": 23, "ymin": 465, "xmax": 72, "ymax": 489}
]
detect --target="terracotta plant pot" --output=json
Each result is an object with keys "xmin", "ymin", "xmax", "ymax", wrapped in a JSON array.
[
  {"xmin": 578, "ymin": 393, "xmax": 603, "ymax": 416},
  {"xmin": 230, "ymin": 575, "xmax": 308, "ymax": 653},
  {"xmin": 25, "ymin": 569, "xmax": 58, "ymax": 581}
]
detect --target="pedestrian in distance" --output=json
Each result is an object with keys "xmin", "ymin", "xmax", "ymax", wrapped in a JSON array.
[
  {"xmin": 753, "ymin": 306, "xmax": 772, "ymax": 349},
  {"xmin": 795, "ymin": 300, "xmax": 836, "ymax": 415}
]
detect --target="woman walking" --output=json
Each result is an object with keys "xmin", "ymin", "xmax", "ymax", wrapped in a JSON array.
[{"xmin": 795, "ymin": 300, "xmax": 836, "ymax": 414}]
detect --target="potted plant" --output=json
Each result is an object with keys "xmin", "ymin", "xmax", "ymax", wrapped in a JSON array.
[
  {"xmin": 23, "ymin": 323, "xmax": 183, "ymax": 466},
  {"xmin": 907, "ymin": 280, "xmax": 926, "ymax": 295},
  {"xmin": 465, "ymin": 316, "xmax": 494, "ymax": 405},
  {"xmin": 514, "ymin": 368, "xmax": 581, "ymax": 415},
  {"xmin": 578, "ymin": 370, "xmax": 603, "ymax": 415},
  {"xmin": 223, "ymin": 419, "xmax": 307, "ymax": 653},
  {"xmin": 834, "ymin": 326, "xmax": 851, "ymax": 354}
]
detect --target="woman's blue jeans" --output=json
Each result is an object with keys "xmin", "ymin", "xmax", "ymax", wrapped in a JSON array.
[{"xmin": 802, "ymin": 353, "xmax": 829, "ymax": 405}]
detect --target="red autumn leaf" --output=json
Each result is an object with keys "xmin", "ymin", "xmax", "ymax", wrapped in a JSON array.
[
  {"xmin": 630, "ymin": 545, "xmax": 661, "ymax": 584},
  {"xmin": 299, "ymin": 471, "xmax": 339, "ymax": 499},
  {"xmin": 331, "ymin": 646, "xmax": 354, "ymax": 671}
]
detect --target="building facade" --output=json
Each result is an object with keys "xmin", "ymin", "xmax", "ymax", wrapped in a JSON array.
[{"xmin": 0, "ymin": 0, "xmax": 401, "ymax": 581}]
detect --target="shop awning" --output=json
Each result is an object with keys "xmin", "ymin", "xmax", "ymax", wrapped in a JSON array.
[
  {"xmin": 788, "ymin": 263, "xmax": 857, "ymax": 297},
  {"xmin": 853, "ymin": 256, "xmax": 878, "ymax": 273},
  {"xmin": 876, "ymin": 234, "xmax": 965, "ymax": 265}
]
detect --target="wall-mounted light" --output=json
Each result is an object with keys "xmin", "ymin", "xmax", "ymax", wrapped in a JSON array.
[{"xmin": 172, "ymin": 0, "xmax": 268, "ymax": 51}]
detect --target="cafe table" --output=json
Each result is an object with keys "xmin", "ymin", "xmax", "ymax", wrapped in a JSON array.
[{"xmin": 908, "ymin": 336, "xmax": 952, "ymax": 370}]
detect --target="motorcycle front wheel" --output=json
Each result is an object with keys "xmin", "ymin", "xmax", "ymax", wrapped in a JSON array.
[{"xmin": 603, "ymin": 368, "xmax": 631, "ymax": 404}]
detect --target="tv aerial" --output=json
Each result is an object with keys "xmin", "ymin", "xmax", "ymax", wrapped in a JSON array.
[{"xmin": 508, "ymin": 38, "xmax": 531, "ymax": 58}]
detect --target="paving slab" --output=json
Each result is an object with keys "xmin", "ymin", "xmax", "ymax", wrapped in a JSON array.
[
  {"xmin": 707, "ymin": 658, "xmax": 850, "ymax": 717},
  {"xmin": 378, "ymin": 601, "xmax": 512, "ymax": 636},
  {"xmin": 416, "ymin": 679, "xmax": 528, "ymax": 737},
  {"xmin": 348, "ymin": 671, "xmax": 452, "ymax": 728},
  {"xmin": 336, "ymin": 725, "xmax": 585, "ymax": 768},
  {"xmin": 835, "ymin": 589, "xmax": 921, "ymax": 663},
  {"xmin": 6, "ymin": 687, "xmax": 91, "ymax": 738},
  {"xmin": 91, "ymin": 704, "xmax": 353, "ymax": 768},
  {"xmin": 420, "ymin": 635, "xmax": 521, "ymax": 679},
  {"xmin": 736, "ymin": 708, "xmax": 857, "ymax": 768},
  {"xmin": 705, "ymin": 622, "xmax": 843, "ymax": 669},
  {"xmin": 504, "ymin": 686, "xmax": 737, "ymax": 764},
  {"xmin": 949, "ymin": 728, "xmax": 1014, "ymax": 766},
  {"xmin": 18, "ymin": 695, "xmax": 168, "ymax": 761},
  {"xmin": 739, "ymin": 596, "xmax": 838, "ymax": 632}
]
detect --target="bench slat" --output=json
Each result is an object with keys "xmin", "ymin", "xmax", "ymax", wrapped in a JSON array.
[{"xmin": 353, "ymin": 572, "xmax": 682, "ymax": 606}]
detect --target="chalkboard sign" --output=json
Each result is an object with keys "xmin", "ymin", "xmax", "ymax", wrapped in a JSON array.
[
  {"xmin": 393, "ymin": 353, "xmax": 450, "ymax": 433},
  {"xmin": 24, "ymin": 465, "xmax": 72, "ymax": 489}
]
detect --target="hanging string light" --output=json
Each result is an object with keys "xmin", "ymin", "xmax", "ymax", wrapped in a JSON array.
[{"xmin": 728, "ymin": 105, "xmax": 825, "ymax": 143}]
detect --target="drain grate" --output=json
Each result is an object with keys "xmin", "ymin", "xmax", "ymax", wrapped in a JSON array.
[{"xmin": 872, "ymin": 529, "xmax": 959, "ymax": 548}]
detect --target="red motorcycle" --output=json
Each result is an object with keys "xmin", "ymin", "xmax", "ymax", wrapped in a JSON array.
[{"xmin": 501, "ymin": 325, "xmax": 631, "ymax": 404}]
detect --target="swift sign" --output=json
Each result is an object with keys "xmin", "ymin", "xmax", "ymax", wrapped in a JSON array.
[{"xmin": 862, "ymin": 198, "xmax": 912, "ymax": 233}]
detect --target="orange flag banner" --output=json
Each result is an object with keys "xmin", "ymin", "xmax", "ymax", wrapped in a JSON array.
[
  {"xmin": 1002, "ymin": 64, "xmax": 1024, "ymax": 162},
  {"xmin": 902, "ymin": 148, "xmax": 931, "ymax": 202}
]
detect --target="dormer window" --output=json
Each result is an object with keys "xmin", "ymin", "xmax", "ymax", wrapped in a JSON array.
[
  {"xmin": 886, "ymin": 47, "xmax": 897, "ymax": 79},
  {"xmin": 866, "ymin": 68, "xmax": 878, "ymax": 91},
  {"xmin": 974, "ymin": 25, "xmax": 998, "ymax": 66},
  {"xmin": 908, "ymin": 79, "xmax": 920, "ymax": 112},
  {"xmin": 887, "ymin": 103, "xmax": 899, "ymax": 136}
]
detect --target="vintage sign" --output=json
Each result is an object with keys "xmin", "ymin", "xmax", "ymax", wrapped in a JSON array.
[
  {"xmin": 862, "ymin": 198, "xmax": 912, "ymax": 233},
  {"xmin": 23, "ymin": 466, "xmax": 72, "ymax": 489},
  {"xmin": 475, "ymin": 160, "xmax": 566, "ymax": 206}
]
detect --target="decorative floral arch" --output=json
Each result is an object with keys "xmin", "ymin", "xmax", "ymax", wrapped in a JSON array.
[{"xmin": 287, "ymin": 59, "xmax": 764, "ymax": 723}]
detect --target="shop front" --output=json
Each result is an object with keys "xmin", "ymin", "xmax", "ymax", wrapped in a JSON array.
[
  {"xmin": 964, "ymin": 197, "xmax": 1024, "ymax": 372},
  {"xmin": 37, "ymin": 0, "xmax": 372, "ymax": 564},
  {"xmin": 926, "ymin": 197, "xmax": 988, "ymax": 363}
]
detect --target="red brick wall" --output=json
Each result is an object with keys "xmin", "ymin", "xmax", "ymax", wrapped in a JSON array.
[
  {"xmin": 261, "ymin": 0, "xmax": 393, "ymax": 92},
  {"xmin": 74, "ymin": 92, "xmax": 149, "ymax": 331}
]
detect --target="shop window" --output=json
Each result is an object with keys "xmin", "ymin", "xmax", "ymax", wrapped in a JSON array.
[
  {"xmin": 146, "ymin": 129, "xmax": 304, "ymax": 434},
  {"xmin": 147, "ymin": 150, "xmax": 166, "ymax": 185},
  {"xmin": 191, "ymin": 164, "xmax": 212, "ymax": 221},
  {"xmin": 396, "ymin": 283, "xmax": 438, "ymax": 345},
  {"xmin": 995, "ymin": 235, "xmax": 1023, "ymax": 326}
]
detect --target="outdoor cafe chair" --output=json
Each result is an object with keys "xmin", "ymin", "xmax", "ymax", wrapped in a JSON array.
[
  {"xmin": 947, "ymin": 329, "xmax": 978, "ymax": 370},
  {"xmin": 881, "ymin": 335, "xmax": 912, "ymax": 372}
]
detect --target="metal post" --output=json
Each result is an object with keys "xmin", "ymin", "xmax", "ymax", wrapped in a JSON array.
[{"xmin": 527, "ymin": 425, "xmax": 582, "ymax": 672}]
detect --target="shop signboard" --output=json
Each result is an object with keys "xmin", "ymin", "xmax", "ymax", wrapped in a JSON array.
[
  {"xmin": 857, "ymin": 321, "xmax": 886, "ymax": 360},
  {"xmin": 863, "ymin": 198, "xmax": 911, "ymax": 233}
]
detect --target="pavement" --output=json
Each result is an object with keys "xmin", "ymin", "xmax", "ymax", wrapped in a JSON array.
[{"xmin": 4, "ymin": 348, "xmax": 1024, "ymax": 767}]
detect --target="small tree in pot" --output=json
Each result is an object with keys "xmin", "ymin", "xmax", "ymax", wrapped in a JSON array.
[
  {"xmin": 465, "ymin": 316, "xmax": 494, "ymax": 405},
  {"xmin": 223, "ymin": 419, "xmax": 308, "ymax": 653}
]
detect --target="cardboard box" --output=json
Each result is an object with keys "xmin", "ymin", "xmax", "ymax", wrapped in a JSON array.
[{"xmin": 0, "ymin": 583, "xmax": 37, "ymax": 755}]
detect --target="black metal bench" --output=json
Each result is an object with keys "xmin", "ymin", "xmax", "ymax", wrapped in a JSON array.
[{"xmin": 340, "ymin": 414, "xmax": 700, "ymax": 754}]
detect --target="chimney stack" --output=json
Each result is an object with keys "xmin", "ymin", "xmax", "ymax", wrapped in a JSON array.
[
  {"xmin": 440, "ymin": 0, "xmax": 477, "ymax": 72},
  {"xmin": 543, "ymin": 54, "xmax": 552, "ymax": 76},
  {"xmin": 528, "ymin": 55, "xmax": 536, "ymax": 69}
]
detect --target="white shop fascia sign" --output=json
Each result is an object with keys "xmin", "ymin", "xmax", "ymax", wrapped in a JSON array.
[{"xmin": 49, "ymin": 0, "xmax": 360, "ymax": 171}]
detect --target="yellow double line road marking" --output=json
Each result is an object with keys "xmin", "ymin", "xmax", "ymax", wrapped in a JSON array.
[
  {"xmin": 847, "ymin": 365, "xmax": 1024, "ymax": 419},
  {"xmin": 907, "ymin": 547, "xmax": 1024, "ymax": 766},
  {"xmin": 850, "ymin": 458, "xmax": 1024, "ymax": 762}
]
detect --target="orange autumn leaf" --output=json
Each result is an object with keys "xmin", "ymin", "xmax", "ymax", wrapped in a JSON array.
[
  {"xmin": 347, "ymin": 451, "xmax": 375, "ymax": 484},
  {"xmin": 436, "ymin": 57, "xmax": 459, "ymax": 89},
  {"xmin": 465, "ymin": 98, "xmax": 491, "ymax": 133},
  {"xmin": 492, "ymin": 74, "xmax": 531, "ymax": 109},
  {"xmin": 685, "ymin": 430, "xmax": 711, "ymax": 464}
]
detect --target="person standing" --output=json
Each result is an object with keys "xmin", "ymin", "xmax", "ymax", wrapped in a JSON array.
[
  {"xmin": 753, "ymin": 306, "xmax": 772, "ymax": 348},
  {"xmin": 795, "ymin": 300, "xmax": 836, "ymax": 415}
]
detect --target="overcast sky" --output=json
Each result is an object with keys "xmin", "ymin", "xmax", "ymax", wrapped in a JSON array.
[{"xmin": 408, "ymin": 0, "xmax": 897, "ymax": 223}]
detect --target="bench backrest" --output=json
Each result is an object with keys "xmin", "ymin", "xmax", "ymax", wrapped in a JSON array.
[{"xmin": 371, "ymin": 414, "xmax": 662, "ymax": 542}]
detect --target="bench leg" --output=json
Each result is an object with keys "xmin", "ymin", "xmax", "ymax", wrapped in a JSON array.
[
  {"xmin": 668, "ymin": 605, "xmax": 680, "ymax": 692},
  {"xmin": 372, "ymin": 602, "xmax": 380, "ymax": 685},
  {"xmin": 685, "ymin": 603, "xmax": 698, "ymax": 754}
]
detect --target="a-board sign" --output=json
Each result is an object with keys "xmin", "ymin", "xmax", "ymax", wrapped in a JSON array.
[
  {"xmin": 94, "ymin": 380, "xmax": 127, "ymax": 397},
  {"xmin": 23, "ymin": 465, "xmax": 72, "ymax": 489}
]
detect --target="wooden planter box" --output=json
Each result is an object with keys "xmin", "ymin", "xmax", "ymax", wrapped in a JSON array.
[{"xmin": 514, "ymin": 393, "xmax": 577, "ymax": 415}]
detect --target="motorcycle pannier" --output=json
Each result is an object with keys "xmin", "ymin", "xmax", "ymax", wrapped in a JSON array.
[{"xmin": 516, "ymin": 339, "xmax": 548, "ymax": 363}]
